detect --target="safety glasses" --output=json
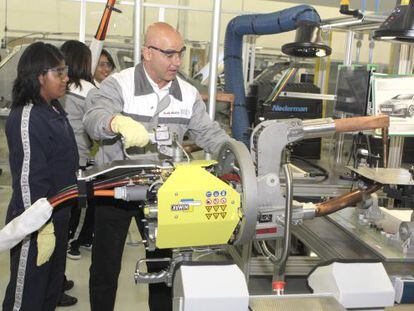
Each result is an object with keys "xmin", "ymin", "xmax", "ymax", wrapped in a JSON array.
[
  {"xmin": 98, "ymin": 61, "xmax": 114, "ymax": 70},
  {"xmin": 43, "ymin": 65, "xmax": 69, "ymax": 78},
  {"xmin": 147, "ymin": 46, "xmax": 186, "ymax": 60}
]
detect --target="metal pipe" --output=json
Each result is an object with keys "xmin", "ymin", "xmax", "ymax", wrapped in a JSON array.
[
  {"xmin": 259, "ymin": 164, "xmax": 293, "ymax": 280},
  {"xmin": 356, "ymin": 38, "xmax": 362, "ymax": 64},
  {"xmin": 302, "ymin": 118, "xmax": 335, "ymax": 139},
  {"xmin": 321, "ymin": 14, "xmax": 386, "ymax": 29},
  {"xmin": 368, "ymin": 36, "xmax": 375, "ymax": 64},
  {"xmin": 79, "ymin": 0, "xmax": 87, "ymax": 42},
  {"xmin": 275, "ymin": 163, "xmax": 293, "ymax": 279},
  {"xmin": 320, "ymin": 18, "xmax": 363, "ymax": 30},
  {"xmin": 207, "ymin": 0, "xmax": 222, "ymax": 122},
  {"xmin": 315, "ymin": 184, "xmax": 382, "ymax": 217},
  {"xmin": 302, "ymin": 115, "xmax": 389, "ymax": 139},
  {"xmin": 383, "ymin": 127, "xmax": 389, "ymax": 168},
  {"xmin": 133, "ymin": 0, "xmax": 143, "ymax": 65},
  {"xmin": 344, "ymin": 30, "xmax": 355, "ymax": 66},
  {"xmin": 205, "ymin": 0, "xmax": 222, "ymax": 160},
  {"xmin": 334, "ymin": 30, "xmax": 355, "ymax": 166},
  {"xmin": 158, "ymin": 7, "xmax": 165, "ymax": 22}
]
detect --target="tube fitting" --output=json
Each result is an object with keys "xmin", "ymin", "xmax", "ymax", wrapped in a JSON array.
[{"xmin": 114, "ymin": 185, "xmax": 149, "ymax": 201}]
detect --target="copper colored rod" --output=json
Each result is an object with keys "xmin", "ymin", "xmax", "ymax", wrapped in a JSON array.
[
  {"xmin": 315, "ymin": 184, "xmax": 382, "ymax": 217},
  {"xmin": 382, "ymin": 127, "xmax": 388, "ymax": 168},
  {"xmin": 334, "ymin": 115, "xmax": 389, "ymax": 133}
]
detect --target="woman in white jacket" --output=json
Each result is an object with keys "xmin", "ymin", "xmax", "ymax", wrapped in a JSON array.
[{"xmin": 60, "ymin": 40, "xmax": 96, "ymax": 263}]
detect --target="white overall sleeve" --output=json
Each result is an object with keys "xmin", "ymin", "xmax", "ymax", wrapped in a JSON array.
[{"xmin": 0, "ymin": 198, "xmax": 53, "ymax": 253}]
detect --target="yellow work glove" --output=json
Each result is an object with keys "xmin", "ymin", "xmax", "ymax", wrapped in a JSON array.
[
  {"xmin": 110, "ymin": 115, "xmax": 150, "ymax": 149},
  {"xmin": 36, "ymin": 222, "xmax": 56, "ymax": 266}
]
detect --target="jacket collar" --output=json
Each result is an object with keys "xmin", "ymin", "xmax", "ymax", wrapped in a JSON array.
[{"xmin": 134, "ymin": 63, "xmax": 183, "ymax": 101}]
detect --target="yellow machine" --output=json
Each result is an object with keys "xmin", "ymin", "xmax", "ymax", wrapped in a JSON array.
[{"xmin": 155, "ymin": 161, "xmax": 242, "ymax": 249}]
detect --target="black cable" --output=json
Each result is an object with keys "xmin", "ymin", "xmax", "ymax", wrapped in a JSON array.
[
  {"xmin": 346, "ymin": 134, "xmax": 357, "ymax": 166},
  {"xmin": 365, "ymin": 133, "xmax": 372, "ymax": 155}
]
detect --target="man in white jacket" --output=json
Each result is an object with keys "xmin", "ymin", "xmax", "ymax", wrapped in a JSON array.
[{"xmin": 83, "ymin": 22, "xmax": 230, "ymax": 311}]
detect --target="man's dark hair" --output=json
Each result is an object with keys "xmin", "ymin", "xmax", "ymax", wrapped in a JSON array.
[
  {"xmin": 60, "ymin": 40, "xmax": 93, "ymax": 90},
  {"xmin": 12, "ymin": 41, "xmax": 64, "ymax": 107}
]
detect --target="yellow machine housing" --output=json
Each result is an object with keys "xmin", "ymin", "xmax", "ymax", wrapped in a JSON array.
[{"xmin": 156, "ymin": 161, "xmax": 241, "ymax": 249}]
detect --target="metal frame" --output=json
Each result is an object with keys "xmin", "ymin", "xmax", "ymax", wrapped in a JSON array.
[
  {"xmin": 207, "ymin": 0, "xmax": 222, "ymax": 123},
  {"xmin": 279, "ymin": 92, "xmax": 336, "ymax": 101},
  {"xmin": 133, "ymin": 0, "xmax": 143, "ymax": 65},
  {"xmin": 79, "ymin": 0, "xmax": 87, "ymax": 42}
]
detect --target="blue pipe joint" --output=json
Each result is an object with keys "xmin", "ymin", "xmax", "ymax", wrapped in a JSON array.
[{"xmin": 224, "ymin": 5, "xmax": 321, "ymax": 145}]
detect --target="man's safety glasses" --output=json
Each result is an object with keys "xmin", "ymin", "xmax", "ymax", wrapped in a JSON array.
[
  {"xmin": 147, "ymin": 46, "xmax": 186, "ymax": 60},
  {"xmin": 43, "ymin": 65, "xmax": 69, "ymax": 78}
]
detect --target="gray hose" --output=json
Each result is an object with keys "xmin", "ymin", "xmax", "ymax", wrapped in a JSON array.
[
  {"xmin": 134, "ymin": 258, "xmax": 171, "ymax": 284},
  {"xmin": 259, "ymin": 163, "xmax": 293, "ymax": 278}
]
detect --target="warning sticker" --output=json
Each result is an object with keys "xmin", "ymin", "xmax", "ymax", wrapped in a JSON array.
[
  {"xmin": 213, "ymin": 213, "xmax": 219, "ymax": 219},
  {"xmin": 213, "ymin": 205, "xmax": 219, "ymax": 212},
  {"xmin": 206, "ymin": 214, "xmax": 212, "ymax": 220},
  {"xmin": 221, "ymin": 212, "xmax": 227, "ymax": 219},
  {"xmin": 206, "ymin": 206, "xmax": 212, "ymax": 212},
  {"xmin": 220, "ymin": 205, "xmax": 227, "ymax": 211}
]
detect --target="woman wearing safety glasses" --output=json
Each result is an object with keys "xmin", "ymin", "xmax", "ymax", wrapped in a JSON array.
[
  {"xmin": 2, "ymin": 42, "xmax": 79, "ymax": 311},
  {"xmin": 94, "ymin": 49, "xmax": 116, "ymax": 87}
]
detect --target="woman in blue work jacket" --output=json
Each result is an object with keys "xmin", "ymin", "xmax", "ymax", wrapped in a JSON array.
[{"xmin": 2, "ymin": 42, "xmax": 79, "ymax": 311}]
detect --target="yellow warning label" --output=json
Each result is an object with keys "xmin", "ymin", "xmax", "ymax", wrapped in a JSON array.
[
  {"xmin": 213, "ymin": 206, "xmax": 219, "ymax": 211},
  {"xmin": 213, "ymin": 213, "xmax": 219, "ymax": 219},
  {"xmin": 220, "ymin": 205, "xmax": 227, "ymax": 211},
  {"xmin": 206, "ymin": 214, "xmax": 212, "ymax": 220},
  {"xmin": 206, "ymin": 206, "xmax": 212, "ymax": 212},
  {"xmin": 221, "ymin": 212, "xmax": 227, "ymax": 219}
]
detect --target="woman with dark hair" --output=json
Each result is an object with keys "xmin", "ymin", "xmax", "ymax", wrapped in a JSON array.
[
  {"xmin": 2, "ymin": 42, "xmax": 79, "ymax": 310},
  {"xmin": 94, "ymin": 49, "xmax": 116, "ymax": 86},
  {"xmin": 60, "ymin": 40, "xmax": 95, "ymax": 170},
  {"xmin": 60, "ymin": 40, "xmax": 96, "ymax": 260}
]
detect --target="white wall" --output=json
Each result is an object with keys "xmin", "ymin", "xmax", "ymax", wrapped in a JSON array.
[{"xmin": 0, "ymin": 0, "xmax": 393, "ymax": 65}]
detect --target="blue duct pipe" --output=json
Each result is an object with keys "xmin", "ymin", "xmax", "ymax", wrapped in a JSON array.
[{"xmin": 224, "ymin": 5, "xmax": 321, "ymax": 145}]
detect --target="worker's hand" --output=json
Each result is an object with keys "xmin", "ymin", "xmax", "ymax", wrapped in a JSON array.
[
  {"xmin": 36, "ymin": 222, "xmax": 56, "ymax": 266},
  {"xmin": 110, "ymin": 115, "xmax": 150, "ymax": 148}
]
